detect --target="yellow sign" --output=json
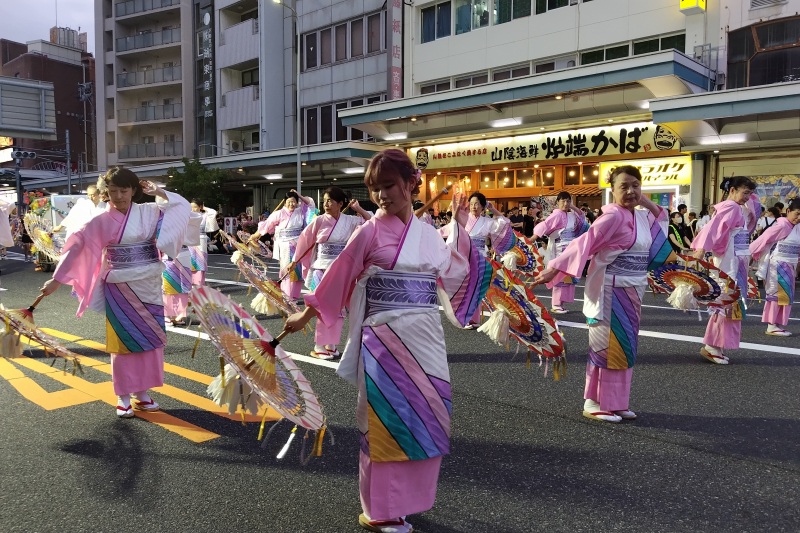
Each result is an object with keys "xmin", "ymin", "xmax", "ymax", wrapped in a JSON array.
[
  {"xmin": 680, "ymin": 0, "xmax": 706, "ymax": 15},
  {"xmin": 0, "ymin": 136, "xmax": 13, "ymax": 148},
  {"xmin": 598, "ymin": 156, "xmax": 692, "ymax": 188},
  {"xmin": 409, "ymin": 123, "xmax": 680, "ymax": 171}
]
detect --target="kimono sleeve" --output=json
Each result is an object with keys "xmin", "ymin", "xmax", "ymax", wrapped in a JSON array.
[
  {"xmin": 692, "ymin": 202, "xmax": 738, "ymax": 256},
  {"xmin": 546, "ymin": 211, "xmax": 621, "ymax": 284},
  {"xmin": 533, "ymin": 211, "xmax": 563, "ymax": 239},
  {"xmin": 646, "ymin": 206, "xmax": 672, "ymax": 270},
  {"xmin": 488, "ymin": 215, "xmax": 516, "ymax": 255},
  {"xmin": 153, "ymin": 191, "xmax": 192, "ymax": 258},
  {"xmin": 294, "ymin": 216, "xmax": 320, "ymax": 271},
  {"xmin": 436, "ymin": 222, "xmax": 493, "ymax": 328},
  {"xmin": 749, "ymin": 219, "xmax": 791, "ymax": 260}
]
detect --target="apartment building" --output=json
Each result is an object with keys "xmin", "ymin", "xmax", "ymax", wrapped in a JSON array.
[
  {"xmin": 95, "ymin": 0, "xmax": 194, "ymax": 169},
  {"xmin": 340, "ymin": 0, "xmax": 800, "ymax": 212}
]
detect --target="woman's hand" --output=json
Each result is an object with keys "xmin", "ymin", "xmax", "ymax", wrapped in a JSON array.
[
  {"xmin": 40, "ymin": 278, "xmax": 62, "ymax": 297},
  {"xmin": 533, "ymin": 267, "xmax": 558, "ymax": 286},
  {"xmin": 284, "ymin": 307, "xmax": 317, "ymax": 334},
  {"xmin": 349, "ymin": 199, "xmax": 360, "ymax": 210},
  {"xmin": 692, "ymin": 248, "xmax": 705, "ymax": 260}
]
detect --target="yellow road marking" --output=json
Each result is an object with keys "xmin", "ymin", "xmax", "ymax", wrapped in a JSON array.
[
  {"xmin": 0, "ymin": 358, "xmax": 96, "ymax": 410},
  {"xmin": 13, "ymin": 328, "xmax": 281, "ymax": 430}
]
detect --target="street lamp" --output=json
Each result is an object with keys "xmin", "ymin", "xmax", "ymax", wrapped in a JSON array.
[{"xmin": 272, "ymin": 0, "xmax": 302, "ymax": 195}]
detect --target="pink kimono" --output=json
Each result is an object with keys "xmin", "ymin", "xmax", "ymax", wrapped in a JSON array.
[
  {"xmin": 533, "ymin": 208, "xmax": 588, "ymax": 307},
  {"xmin": 691, "ymin": 198, "xmax": 760, "ymax": 351},
  {"xmin": 305, "ymin": 211, "xmax": 490, "ymax": 521},
  {"xmin": 53, "ymin": 193, "xmax": 190, "ymax": 396},
  {"xmin": 258, "ymin": 200, "xmax": 315, "ymax": 299},
  {"xmin": 294, "ymin": 212, "xmax": 364, "ymax": 348},
  {"xmin": 750, "ymin": 217, "xmax": 800, "ymax": 327},
  {"xmin": 547, "ymin": 204, "xmax": 669, "ymax": 411}
]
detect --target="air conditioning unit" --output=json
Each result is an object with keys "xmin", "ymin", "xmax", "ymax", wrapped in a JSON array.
[{"xmin": 230, "ymin": 141, "xmax": 240, "ymax": 152}]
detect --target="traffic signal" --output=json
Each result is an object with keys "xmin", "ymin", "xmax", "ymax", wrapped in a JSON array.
[
  {"xmin": 11, "ymin": 150, "xmax": 36, "ymax": 160},
  {"xmin": 77, "ymin": 82, "xmax": 92, "ymax": 102}
]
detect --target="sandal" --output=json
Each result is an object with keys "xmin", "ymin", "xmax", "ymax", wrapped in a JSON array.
[
  {"xmin": 133, "ymin": 399, "xmax": 160, "ymax": 412},
  {"xmin": 116, "ymin": 405, "xmax": 134, "ymax": 418},
  {"xmin": 700, "ymin": 348, "xmax": 729, "ymax": 365},
  {"xmin": 582, "ymin": 410, "xmax": 622, "ymax": 423},
  {"xmin": 766, "ymin": 328, "xmax": 791, "ymax": 337},
  {"xmin": 310, "ymin": 349, "xmax": 336, "ymax": 361},
  {"xmin": 550, "ymin": 306, "xmax": 568, "ymax": 315},
  {"xmin": 614, "ymin": 409, "xmax": 637, "ymax": 420},
  {"xmin": 358, "ymin": 514, "xmax": 413, "ymax": 533}
]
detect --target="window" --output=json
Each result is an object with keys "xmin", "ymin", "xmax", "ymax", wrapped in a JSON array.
[
  {"xmin": 455, "ymin": 0, "xmax": 470, "ymax": 35},
  {"xmin": 422, "ymin": 6, "xmax": 436, "ymax": 43},
  {"xmin": 305, "ymin": 33, "xmax": 317, "ymax": 69},
  {"xmin": 512, "ymin": 65, "xmax": 531, "ymax": 77},
  {"xmin": 420, "ymin": 80, "xmax": 451, "ymax": 94},
  {"xmin": 605, "ymin": 44, "xmax": 629, "ymax": 61},
  {"xmin": 242, "ymin": 67, "xmax": 258, "ymax": 87},
  {"xmin": 535, "ymin": 62, "xmax": 555, "ymax": 73},
  {"xmin": 493, "ymin": 69, "xmax": 511, "ymax": 81},
  {"xmin": 164, "ymin": 134, "xmax": 176, "ymax": 143},
  {"xmin": 335, "ymin": 102, "xmax": 347, "ymax": 141},
  {"xmin": 536, "ymin": 0, "xmax": 568, "ymax": 14},
  {"xmin": 498, "ymin": 170, "xmax": 515, "ymax": 189},
  {"xmin": 480, "ymin": 171, "xmax": 496, "ymax": 189},
  {"xmin": 335, "ymin": 24, "xmax": 347, "ymax": 61},
  {"xmin": 565, "ymin": 165, "xmax": 581, "ymax": 186},
  {"xmin": 633, "ymin": 38, "xmax": 659, "ymax": 55},
  {"xmin": 320, "ymin": 105, "xmax": 333, "ymax": 143},
  {"xmin": 305, "ymin": 108, "xmax": 318, "ymax": 145},
  {"xmin": 320, "ymin": 28, "xmax": 332, "ymax": 65},
  {"xmin": 437, "ymin": 3, "xmax": 451, "ymax": 38},
  {"xmin": 455, "ymin": 77, "xmax": 471, "ymax": 88},
  {"xmin": 474, "ymin": 0, "xmax": 489, "ymax": 29},
  {"xmin": 367, "ymin": 13, "xmax": 381, "ymax": 53},
  {"xmin": 351, "ymin": 18, "xmax": 364, "ymax": 57},
  {"xmin": 660, "ymin": 34, "xmax": 686, "ymax": 53},
  {"xmin": 350, "ymin": 99, "xmax": 364, "ymax": 140},
  {"xmin": 581, "ymin": 49, "xmax": 604, "ymax": 65}
]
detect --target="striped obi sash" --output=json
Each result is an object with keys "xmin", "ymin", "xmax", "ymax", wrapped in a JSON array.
[
  {"xmin": 365, "ymin": 271, "xmax": 438, "ymax": 318},
  {"xmin": 775, "ymin": 242, "xmax": 800, "ymax": 260},
  {"xmin": 106, "ymin": 240, "xmax": 160, "ymax": 269},
  {"xmin": 318, "ymin": 241, "xmax": 346, "ymax": 262},
  {"xmin": 470, "ymin": 237, "xmax": 486, "ymax": 252},
  {"xmin": 277, "ymin": 226, "xmax": 302, "ymax": 242},
  {"xmin": 104, "ymin": 239, "xmax": 166, "ymax": 354},
  {"xmin": 733, "ymin": 230, "xmax": 751, "ymax": 256},
  {"xmin": 606, "ymin": 252, "xmax": 649, "ymax": 281}
]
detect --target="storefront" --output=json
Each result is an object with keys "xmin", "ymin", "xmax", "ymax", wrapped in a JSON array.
[
  {"xmin": 599, "ymin": 155, "xmax": 692, "ymax": 211},
  {"xmin": 408, "ymin": 121, "xmax": 682, "ymax": 214},
  {"xmin": 715, "ymin": 150, "xmax": 800, "ymax": 209}
]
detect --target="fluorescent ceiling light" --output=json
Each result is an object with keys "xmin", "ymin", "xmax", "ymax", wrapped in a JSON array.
[
  {"xmin": 342, "ymin": 167, "xmax": 364, "ymax": 174},
  {"xmin": 264, "ymin": 174, "xmax": 282, "ymax": 180},
  {"xmin": 384, "ymin": 132, "xmax": 408, "ymax": 141},
  {"xmin": 489, "ymin": 118, "xmax": 521, "ymax": 128}
]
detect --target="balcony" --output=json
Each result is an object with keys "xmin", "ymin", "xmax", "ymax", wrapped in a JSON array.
[
  {"xmin": 118, "ymin": 141, "xmax": 183, "ymax": 160},
  {"xmin": 117, "ymin": 66, "xmax": 182, "ymax": 88},
  {"xmin": 218, "ymin": 19, "xmax": 259, "ymax": 69},
  {"xmin": 115, "ymin": 0, "xmax": 180, "ymax": 18},
  {"xmin": 117, "ymin": 28, "xmax": 181, "ymax": 53},
  {"xmin": 217, "ymin": 85, "xmax": 259, "ymax": 130},
  {"xmin": 118, "ymin": 103, "xmax": 183, "ymax": 123}
]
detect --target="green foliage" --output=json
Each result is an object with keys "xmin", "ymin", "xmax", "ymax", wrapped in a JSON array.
[{"xmin": 165, "ymin": 158, "xmax": 228, "ymax": 209}]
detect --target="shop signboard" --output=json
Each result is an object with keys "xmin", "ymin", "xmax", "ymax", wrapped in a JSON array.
[
  {"xmin": 598, "ymin": 156, "xmax": 692, "ymax": 188},
  {"xmin": 408, "ymin": 123, "xmax": 680, "ymax": 170}
]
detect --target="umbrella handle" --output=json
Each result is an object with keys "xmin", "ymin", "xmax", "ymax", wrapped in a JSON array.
[
  {"xmin": 28, "ymin": 294, "xmax": 46, "ymax": 312},
  {"xmin": 269, "ymin": 329, "xmax": 290, "ymax": 348}
]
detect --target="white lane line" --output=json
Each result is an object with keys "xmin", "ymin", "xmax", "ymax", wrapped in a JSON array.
[
  {"xmin": 556, "ymin": 320, "xmax": 800, "ymax": 356},
  {"xmin": 165, "ymin": 324, "xmax": 339, "ymax": 369}
]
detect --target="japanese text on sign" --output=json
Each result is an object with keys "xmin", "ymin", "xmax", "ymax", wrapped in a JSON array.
[{"xmin": 598, "ymin": 156, "xmax": 692, "ymax": 188}]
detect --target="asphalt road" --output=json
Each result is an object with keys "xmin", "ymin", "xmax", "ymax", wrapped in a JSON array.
[{"xmin": 1, "ymin": 248, "xmax": 798, "ymax": 533}]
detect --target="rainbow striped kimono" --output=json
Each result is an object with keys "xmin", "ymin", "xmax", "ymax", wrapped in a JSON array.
[{"xmin": 339, "ymin": 217, "xmax": 491, "ymax": 463}]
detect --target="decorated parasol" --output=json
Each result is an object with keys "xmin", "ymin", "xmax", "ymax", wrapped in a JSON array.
[
  {"xmin": 23, "ymin": 212, "xmax": 65, "ymax": 262},
  {"xmin": 649, "ymin": 254, "xmax": 739, "ymax": 311},
  {"xmin": 237, "ymin": 230, "xmax": 272, "ymax": 258},
  {"xmin": 500, "ymin": 232, "xmax": 544, "ymax": 280},
  {"xmin": 189, "ymin": 286, "xmax": 327, "ymax": 460},
  {"xmin": 219, "ymin": 229, "xmax": 269, "ymax": 269},
  {"xmin": 479, "ymin": 261, "xmax": 543, "ymax": 347},
  {"xmin": 747, "ymin": 275, "xmax": 761, "ymax": 301},
  {"xmin": 0, "ymin": 302, "xmax": 82, "ymax": 373},
  {"xmin": 236, "ymin": 256, "xmax": 302, "ymax": 318},
  {"xmin": 522, "ymin": 289, "xmax": 568, "ymax": 379}
]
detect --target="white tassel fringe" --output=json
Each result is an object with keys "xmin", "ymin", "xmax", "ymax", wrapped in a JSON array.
[
  {"xmin": 231, "ymin": 250, "xmax": 242, "ymax": 264},
  {"xmin": 666, "ymin": 281, "xmax": 699, "ymax": 311},
  {"xmin": 1, "ymin": 331, "xmax": 23, "ymax": 357},
  {"xmin": 500, "ymin": 252, "xmax": 517, "ymax": 271},
  {"xmin": 477, "ymin": 308, "xmax": 511, "ymax": 347},
  {"xmin": 251, "ymin": 293, "xmax": 279, "ymax": 316},
  {"xmin": 206, "ymin": 363, "xmax": 262, "ymax": 415},
  {"xmin": 276, "ymin": 429, "xmax": 296, "ymax": 459}
]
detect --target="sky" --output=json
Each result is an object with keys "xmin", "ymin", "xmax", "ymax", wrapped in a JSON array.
[{"xmin": 0, "ymin": 0, "xmax": 95, "ymax": 51}]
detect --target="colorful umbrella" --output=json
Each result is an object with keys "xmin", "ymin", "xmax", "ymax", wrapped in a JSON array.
[
  {"xmin": 236, "ymin": 257, "xmax": 302, "ymax": 318},
  {"xmin": 23, "ymin": 212, "xmax": 65, "ymax": 262}
]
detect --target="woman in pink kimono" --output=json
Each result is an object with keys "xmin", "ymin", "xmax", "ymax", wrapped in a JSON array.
[
  {"xmin": 532, "ymin": 191, "xmax": 589, "ymax": 314},
  {"xmin": 439, "ymin": 190, "xmax": 512, "ymax": 328},
  {"xmin": 249, "ymin": 190, "xmax": 315, "ymax": 300},
  {"xmin": 691, "ymin": 176, "xmax": 760, "ymax": 364},
  {"xmin": 283, "ymin": 149, "xmax": 490, "ymax": 533},
  {"xmin": 750, "ymin": 198, "xmax": 800, "ymax": 336},
  {"xmin": 535, "ymin": 166, "xmax": 670, "ymax": 423},
  {"xmin": 289, "ymin": 186, "xmax": 372, "ymax": 359},
  {"xmin": 39, "ymin": 168, "xmax": 191, "ymax": 418}
]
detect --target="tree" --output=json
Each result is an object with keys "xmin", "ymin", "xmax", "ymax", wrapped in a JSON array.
[{"xmin": 165, "ymin": 158, "xmax": 228, "ymax": 210}]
